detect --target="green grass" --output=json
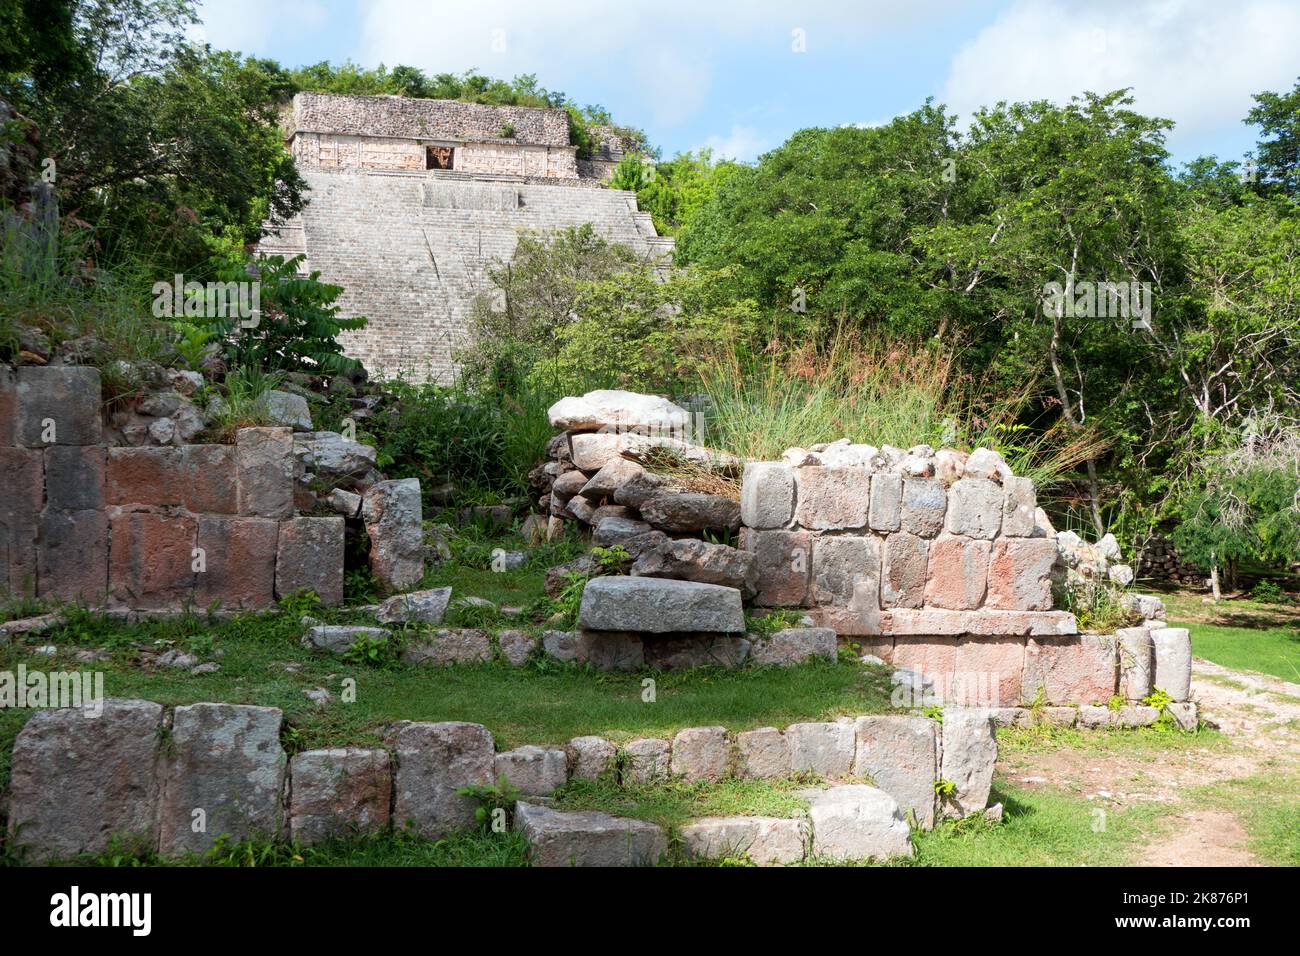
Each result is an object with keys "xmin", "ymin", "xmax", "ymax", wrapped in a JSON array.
[
  {"xmin": 0, "ymin": 605, "xmax": 892, "ymax": 794},
  {"xmin": 905, "ymin": 782, "xmax": 1167, "ymax": 867},
  {"xmin": 1183, "ymin": 771, "xmax": 1300, "ymax": 866},
  {"xmin": 995, "ymin": 722, "xmax": 1226, "ymax": 758},
  {"xmin": 1154, "ymin": 589, "xmax": 1300, "ymax": 682}
]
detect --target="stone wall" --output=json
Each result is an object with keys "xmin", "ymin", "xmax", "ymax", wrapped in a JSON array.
[
  {"xmin": 4, "ymin": 697, "xmax": 999, "ymax": 864},
  {"xmin": 1, "ymin": 366, "xmax": 344, "ymax": 608},
  {"xmin": 263, "ymin": 168, "xmax": 673, "ymax": 383},
  {"xmin": 290, "ymin": 92, "xmax": 571, "ymax": 148}
]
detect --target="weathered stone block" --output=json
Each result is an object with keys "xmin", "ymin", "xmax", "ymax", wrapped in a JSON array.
[
  {"xmin": 736, "ymin": 727, "xmax": 791, "ymax": 779},
  {"xmin": 1166, "ymin": 701, "xmax": 1198, "ymax": 732},
  {"xmin": 1078, "ymin": 705, "xmax": 1116, "ymax": 728},
  {"xmin": 868, "ymin": 473, "xmax": 902, "ymax": 532},
  {"xmin": 642, "ymin": 634, "xmax": 751, "ymax": 669},
  {"xmin": 495, "ymin": 745, "xmax": 569, "ymax": 796},
  {"xmin": 1022, "ymin": 634, "xmax": 1117, "ymax": 705},
  {"xmin": 514, "ymin": 802, "xmax": 666, "ymax": 867},
  {"xmin": 44, "ymin": 445, "xmax": 105, "ymax": 511},
  {"xmin": 750, "ymin": 627, "xmax": 837, "ymax": 666},
  {"xmin": 593, "ymin": 516, "xmax": 653, "ymax": 546},
  {"xmin": 954, "ymin": 635, "xmax": 1026, "ymax": 708},
  {"xmin": 900, "ymin": 478, "xmax": 946, "ymax": 538},
  {"xmin": 497, "ymin": 629, "xmax": 538, "ymax": 666},
  {"xmin": 580, "ymin": 457, "xmax": 645, "ymax": 499},
  {"xmin": 882, "ymin": 608, "xmax": 1077, "ymax": 636},
  {"xmin": 158, "ymin": 703, "xmax": 286, "ymax": 855},
  {"xmin": 37, "ymin": 508, "xmax": 108, "ymax": 603},
  {"xmin": 109, "ymin": 512, "xmax": 196, "ymax": 608},
  {"xmin": 852, "ymin": 716, "xmax": 938, "ymax": 828},
  {"xmin": 548, "ymin": 390, "xmax": 691, "ymax": 434},
  {"xmin": 275, "ymin": 516, "xmax": 345, "ymax": 605},
  {"xmin": 195, "ymin": 515, "xmax": 278, "ymax": 609},
  {"xmin": 107, "ymin": 447, "xmax": 184, "ymax": 506},
  {"xmin": 568, "ymin": 432, "xmax": 625, "ymax": 471},
  {"xmin": 15, "ymin": 366, "xmax": 102, "ymax": 446},
  {"xmin": 0, "ymin": 447, "xmax": 41, "ymax": 596},
  {"xmin": 567, "ymin": 736, "xmax": 617, "ymax": 781},
  {"xmin": 630, "ymin": 537, "xmax": 755, "ymax": 593},
  {"xmin": 7, "ymin": 699, "xmax": 163, "ymax": 862},
  {"xmin": 681, "ymin": 816, "xmax": 807, "ymax": 865},
  {"xmin": 180, "ymin": 444, "xmax": 239, "ymax": 514},
  {"xmin": 622, "ymin": 738, "xmax": 671, "ymax": 784},
  {"xmin": 375, "ymin": 586, "xmax": 452, "ymax": 624},
  {"xmin": 0, "ymin": 366, "xmax": 15, "ymax": 445},
  {"xmin": 578, "ymin": 576, "xmax": 745, "ymax": 633},
  {"xmin": 742, "ymin": 528, "xmax": 810, "ymax": 607},
  {"xmin": 401, "ymin": 629, "xmax": 493, "ymax": 666},
  {"xmin": 881, "ymin": 531, "xmax": 928, "ymax": 608},
  {"xmin": 985, "ymin": 537, "xmax": 1056, "ymax": 611},
  {"xmin": 392, "ymin": 721, "xmax": 495, "ymax": 838},
  {"xmin": 670, "ymin": 726, "xmax": 730, "ymax": 782},
  {"xmin": 808, "ymin": 785, "xmax": 913, "ymax": 861},
  {"xmin": 1152, "ymin": 627, "xmax": 1192, "ymax": 701},
  {"xmin": 1001, "ymin": 476, "xmax": 1037, "ymax": 537},
  {"xmin": 811, "ymin": 533, "xmax": 879, "ymax": 606},
  {"xmin": 740, "ymin": 461, "xmax": 795, "ymax": 529},
  {"xmin": 944, "ymin": 478, "xmax": 1002, "ymax": 539},
  {"xmin": 640, "ymin": 492, "xmax": 740, "ymax": 533},
  {"xmin": 574, "ymin": 631, "xmax": 645, "ymax": 671},
  {"xmin": 288, "ymin": 748, "xmax": 392, "ymax": 845},
  {"xmin": 362, "ymin": 478, "xmax": 424, "ymax": 593},
  {"xmin": 1117, "ymin": 626, "xmax": 1155, "ymax": 700},
  {"xmin": 793, "ymin": 466, "xmax": 870, "ymax": 530},
  {"xmin": 235, "ymin": 426, "xmax": 295, "ymax": 518},
  {"xmin": 787, "ymin": 721, "xmax": 855, "ymax": 778},
  {"xmin": 938, "ymin": 709, "xmax": 997, "ymax": 818},
  {"xmin": 1118, "ymin": 705, "xmax": 1160, "ymax": 728},
  {"xmin": 924, "ymin": 535, "xmax": 989, "ymax": 610}
]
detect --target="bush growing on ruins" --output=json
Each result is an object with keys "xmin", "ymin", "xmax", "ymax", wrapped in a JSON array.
[{"xmin": 213, "ymin": 250, "xmax": 367, "ymax": 375}]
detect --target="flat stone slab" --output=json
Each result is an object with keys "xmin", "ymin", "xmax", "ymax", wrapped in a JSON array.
[
  {"xmin": 158, "ymin": 703, "xmax": 286, "ymax": 855},
  {"xmin": 495, "ymin": 745, "xmax": 569, "ymax": 796},
  {"xmin": 578, "ymin": 576, "xmax": 745, "ymax": 634},
  {"xmin": 750, "ymin": 627, "xmax": 837, "ymax": 665},
  {"xmin": 808, "ymin": 785, "xmax": 913, "ymax": 862},
  {"xmin": 302, "ymin": 624, "xmax": 389, "ymax": 654},
  {"xmin": 879, "ymin": 608, "xmax": 1078, "ymax": 636},
  {"xmin": 7, "ymin": 699, "xmax": 163, "ymax": 862},
  {"xmin": 288, "ymin": 748, "xmax": 392, "ymax": 846},
  {"xmin": 392, "ymin": 721, "xmax": 495, "ymax": 838},
  {"xmin": 375, "ymin": 587, "xmax": 452, "ymax": 624},
  {"xmin": 852, "ymin": 715, "xmax": 938, "ymax": 829},
  {"xmin": 680, "ymin": 816, "xmax": 808, "ymax": 865},
  {"xmin": 514, "ymin": 801, "xmax": 667, "ymax": 867},
  {"xmin": 547, "ymin": 390, "xmax": 691, "ymax": 434}
]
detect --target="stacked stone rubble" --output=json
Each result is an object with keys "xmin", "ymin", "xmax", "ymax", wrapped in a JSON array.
[{"xmin": 0, "ymin": 365, "xmax": 422, "ymax": 606}]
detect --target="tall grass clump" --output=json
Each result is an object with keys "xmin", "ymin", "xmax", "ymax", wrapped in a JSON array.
[{"xmin": 694, "ymin": 329, "xmax": 1108, "ymax": 491}]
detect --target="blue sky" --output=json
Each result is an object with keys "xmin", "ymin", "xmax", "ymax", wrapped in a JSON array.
[{"xmin": 194, "ymin": 0, "xmax": 1299, "ymax": 167}]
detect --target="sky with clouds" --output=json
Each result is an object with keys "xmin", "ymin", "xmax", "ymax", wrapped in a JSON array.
[{"xmin": 193, "ymin": 0, "xmax": 1299, "ymax": 166}]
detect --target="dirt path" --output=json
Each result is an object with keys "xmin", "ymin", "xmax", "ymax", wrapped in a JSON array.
[{"xmin": 998, "ymin": 658, "xmax": 1300, "ymax": 866}]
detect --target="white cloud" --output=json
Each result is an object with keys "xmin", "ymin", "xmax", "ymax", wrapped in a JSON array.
[
  {"xmin": 941, "ymin": 0, "xmax": 1300, "ymax": 150},
  {"xmin": 355, "ymin": 0, "xmax": 949, "ymax": 129},
  {"xmin": 195, "ymin": 0, "xmax": 328, "ymax": 56},
  {"xmin": 701, "ymin": 125, "xmax": 770, "ymax": 161}
]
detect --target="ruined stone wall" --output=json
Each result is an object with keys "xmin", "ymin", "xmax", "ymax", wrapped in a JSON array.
[
  {"xmin": 291, "ymin": 92, "xmax": 571, "ymax": 147},
  {"xmin": 278, "ymin": 167, "xmax": 673, "ymax": 383},
  {"xmin": 0, "ymin": 366, "xmax": 343, "ymax": 608},
  {"xmin": 293, "ymin": 131, "xmax": 580, "ymax": 179}
]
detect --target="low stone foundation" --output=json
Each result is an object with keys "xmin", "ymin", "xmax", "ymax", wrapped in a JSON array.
[{"xmin": 4, "ymin": 698, "xmax": 1006, "ymax": 864}]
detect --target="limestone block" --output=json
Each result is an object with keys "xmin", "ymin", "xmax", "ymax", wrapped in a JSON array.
[
  {"xmin": 495, "ymin": 745, "xmax": 569, "ymax": 796},
  {"xmin": 37, "ymin": 509, "xmax": 108, "ymax": 603},
  {"xmin": 391, "ymin": 721, "xmax": 495, "ymax": 838},
  {"xmin": 740, "ymin": 461, "xmax": 795, "ymax": 529},
  {"xmin": 1116, "ymin": 626, "xmax": 1155, "ymax": 700},
  {"xmin": 750, "ymin": 627, "xmax": 837, "ymax": 666},
  {"xmin": 938, "ymin": 709, "xmax": 997, "ymax": 818},
  {"xmin": 1022, "ymin": 634, "xmax": 1117, "ymax": 705},
  {"xmin": 742, "ymin": 528, "xmax": 811, "ymax": 607},
  {"xmin": 15, "ymin": 365, "xmax": 102, "ymax": 446},
  {"xmin": 924, "ymin": 535, "xmax": 990, "ymax": 610},
  {"xmin": 622, "ymin": 738, "xmax": 671, "ymax": 784},
  {"xmin": 180, "ymin": 444, "xmax": 239, "ymax": 514},
  {"xmin": 808, "ymin": 785, "xmax": 913, "ymax": 861},
  {"xmin": 158, "ymin": 703, "xmax": 286, "ymax": 854},
  {"xmin": 514, "ymin": 802, "xmax": 666, "ymax": 867},
  {"xmin": 736, "ymin": 727, "xmax": 791, "ymax": 779},
  {"xmin": 681, "ymin": 816, "xmax": 807, "ymax": 865},
  {"xmin": 669, "ymin": 726, "xmax": 730, "ymax": 782},
  {"xmin": 793, "ymin": 466, "xmax": 871, "ymax": 530},
  {"xmin": 362, "ymin": 477, "xmax": 424, "ymax": 593},
  {"xmin": 7, "ymin": 699, "xmax": 163, "ymax": 862},
  {"xmin": 107, "ymin": 447, "xmax": 184, "ymax": 506},
  {"xmin": 1152, "ymin": 627, "xmax": 1192, "ymax": 701},
  {"xmin": 235, "ymin": 427, "xmax": 295, "ymax": 518},
  {"xmin": 868, "ymin": 473, "xmax": 902, "ymax": 532},
  {"xmin": 807, "ymin": 533, "xmax": 875, "ymax": 606},
  {"xmin": 787, "ymin": 721, "xmax": 855, "ymax": 778},
  {"xmin": 852, "ymin": 715, "xmax": 938, "ymax": 828},
  {"xmin": 567, "ymin": 736, "xmax": 617, "ymax": 781},
  {"xmin": 640, "ymin": 492, "xmax": 740, "ymax": 533},
  {"xmin": 289, "ymin": 748, "xmax": 391, "ymax": 845},
  {"xmin": 985, "ymin": 538, "xmax": 1057, "ymax": 611},
  {"xmin": 1001, "ymin": 476, "xmax": 1037, "ymax": 537},
  {"xmin": 945, "ymin": 478, "xmax": 1003, "ymax": 539},
  {"xmin": 374, "ymin": 586, "xmax": 452, "ymax": 624},
  {"xmin": 578, "ymin": 576, "xmax": 745, "ymax": 634},
  {"xmin": 108, "ymin": 513, "xmax": 196, "ymax": 609},
  {"xmin": 881, "ymin": 531, "xmax": 928, "ymax": 609},
  {"xmin": 900, "ymin": 478, "xmax": 946, "ymax": 538},
  {"xmin": 194, "ymin": 515, "xmax": 278, "ymax": 609}
]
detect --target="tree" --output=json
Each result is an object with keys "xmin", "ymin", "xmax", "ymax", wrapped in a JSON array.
[{"xmin": 1246, "ymin": 77, "xmax": 1300, "ymax": 196}]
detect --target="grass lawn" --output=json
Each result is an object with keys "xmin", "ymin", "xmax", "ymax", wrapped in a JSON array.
[
  {"xmin": 0, "ymin": 599, "xmax": 893, "ymax": 794},
  {"xmin": 1159, "ymin": 589, "xmax": 1300, "ymax": 682}
]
